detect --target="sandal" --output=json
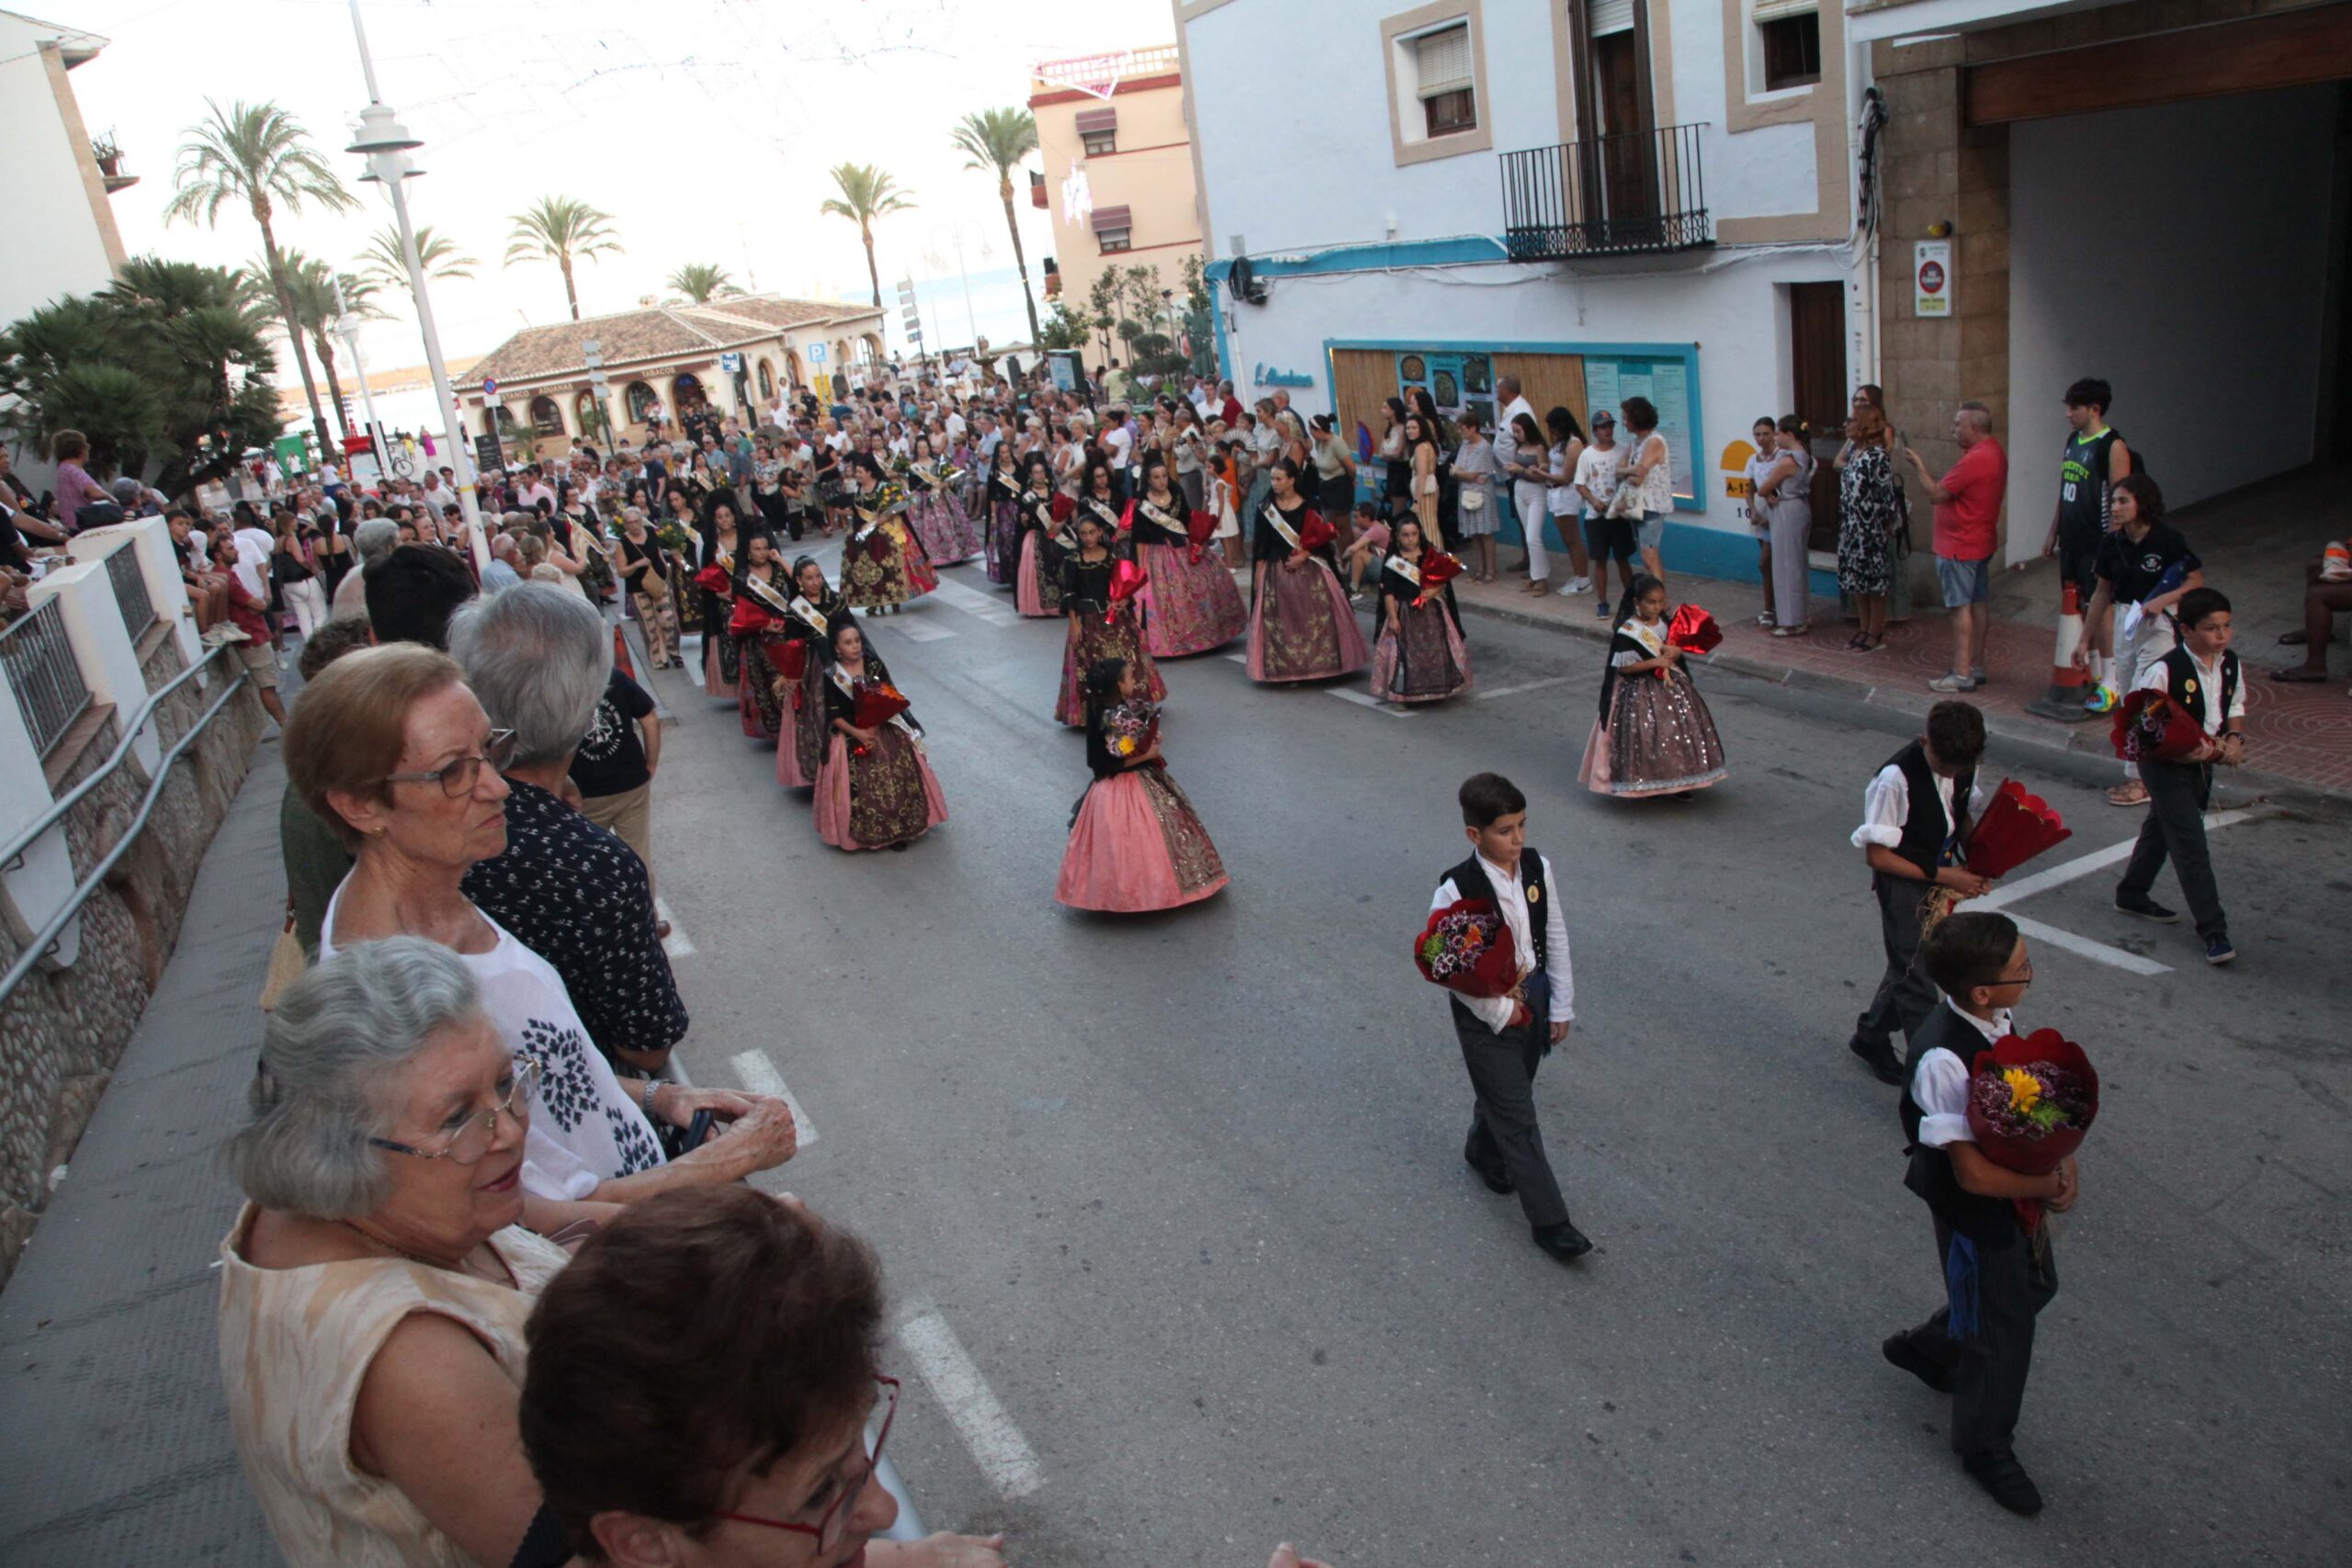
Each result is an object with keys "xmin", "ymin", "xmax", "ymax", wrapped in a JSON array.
[
  {"xmin": 2269, "ymin": 665, "xmax": 2328, "ymax": 682},
  {"xmin": 2278, "ymin": 629, "xmax": 2309, "ymax": 645},
  {"xmin": 2107, "ymin": 783, "xmax": 2149, "ymax": 807},
  {"xmin": 1859, "ymin": 634, "xmax": 1885, "ymax": 653},
  {"xmin": 1773, "ymin": 623, "xmax": 1810, "ymax": 637}
]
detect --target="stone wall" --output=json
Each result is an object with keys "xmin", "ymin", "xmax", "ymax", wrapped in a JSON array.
[{"xmin": 0, "ymin": 643, "xmax": 265, "ymax": 1285}]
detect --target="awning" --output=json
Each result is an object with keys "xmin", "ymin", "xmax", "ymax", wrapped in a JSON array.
[
  {"xmin": 1589, "ymin": 0, "xmax": 1634, "ymax": 38},
  {"xmin": 1090, "ymin": 204, "xmax": 1132, "ymax": 232},
  {"xmin": 1075, "ymin": 107, "xmax": 1117, "ymax": 133},
  {"xmin": 1753, "ymin": 0, "xmax": 1817, "ymax": 23},
  {"xmin": 1414, "ymin": 24, "xmax": 1473, "ymax": 97}
]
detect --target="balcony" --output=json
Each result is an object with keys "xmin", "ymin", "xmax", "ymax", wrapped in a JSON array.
[
  {"xmin": 1499, "ymin": 123, "xmax": 1712, "ymax": 260},
  {"xmin": 91, "ymin": 130, "xmax": 138, "ymax": 194}
]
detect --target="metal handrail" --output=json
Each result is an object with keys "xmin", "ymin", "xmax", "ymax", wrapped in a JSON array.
[
  {"xmin": 0, "ymin": 649, "xmax": 248, "ymax": 1009},
  {"xmin": 1499, "ymin": 123, "xmax": 1713, "ymax": 259}
]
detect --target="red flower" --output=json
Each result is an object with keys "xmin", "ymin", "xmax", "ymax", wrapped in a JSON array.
[
  {"xmin": 1963, "ymin": 779, "xmax": 2071, "ymax": 879},
  {"xmin": 1965, "ymin": 1029, "xmax": 2101, "ymax": 1232},
  {"xmin": 1105, "ymin": 558, "xmax": 1148, "ymax": 624},
  {"xmin": 1185, "ymin": 509, "xmax": 1218, "ymax": 562},
  {"xmin": 1667, "ymin": 603, "xmax": 1723, "ymax": 656}
]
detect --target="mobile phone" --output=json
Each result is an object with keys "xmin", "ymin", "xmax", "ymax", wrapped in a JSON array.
[{"xmin": 678, "ymin": 1109, "xmax": 716, "ymax": 1153}]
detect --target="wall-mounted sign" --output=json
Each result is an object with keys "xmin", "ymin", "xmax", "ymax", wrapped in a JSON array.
[
  {"xmin": 1915, "ymin": 240, "xmax": 1952, "ymax": 319},
  {"xmin": 1252, "ymin": 362, "xmax": 1317, "ymax": 389},
  {"xmin": 1584, "ymin": 355, "xmax": 1697, "ymax": 502},
  {"xmin": 719, "ymin": 352, "xmax": 743, "ymax": 373},
  {"xmin": 808, "ymin": 342, "xmax": 829, "ymax": 365}
]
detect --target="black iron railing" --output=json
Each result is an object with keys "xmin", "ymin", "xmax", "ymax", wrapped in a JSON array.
[
  {"xmin": 0, "ymin": 598, "xmax": 93, "ymax": 757},
  {"xmin": 1500, "ymin": 124, "xmax": 1712, "ymax": 259},
  {"xmin": 106, "ymin": 545, "xmax": 155, "ymax": 640}
]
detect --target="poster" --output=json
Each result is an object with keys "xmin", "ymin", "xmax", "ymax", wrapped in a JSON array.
[
  {"xmin": 1583, "ymin": 355, "xmax": 1696, "ymax": 503},
  {"xmin": 1915, "ymin": 240, "xmax": 1952, "ymax": 319}
]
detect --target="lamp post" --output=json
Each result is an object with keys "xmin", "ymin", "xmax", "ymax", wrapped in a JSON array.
[
  {"xmin": 343, "ymin": 0, "xmax": 488, "ymax": 571},
  {"xmin": 332, "ymin": 276, "xmax": 390, "ymax": 485}
]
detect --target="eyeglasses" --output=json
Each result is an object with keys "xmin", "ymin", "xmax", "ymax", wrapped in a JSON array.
[
  {"xmin": 1986, "ymin": 961, "xmax": 2034, "ymax": 989},
  {"xmin": 718, "ymin": 1377, "xmax": 899, "ymax": 1552},
  {"xmin": 369, "ymin": 1056, "xmax": 540, "ymax": 1165},
  {"xmin": 379, "ymin": 728, "xmax": 519, "ymax": 797}
]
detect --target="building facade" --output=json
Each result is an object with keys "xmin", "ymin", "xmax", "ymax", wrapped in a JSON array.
[
  {"xmin": 1032, "ymin": 46, "xmax": 1208, "ymax": 339},
  {"xmin": 452, "ymin": 297, "xmax": 887, "ymax": 457},
  {"xmin": 0, "ymin": 9, "xmax": 130, "ymax": 335}
]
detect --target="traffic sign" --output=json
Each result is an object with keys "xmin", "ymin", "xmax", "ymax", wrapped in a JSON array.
[{"xmin": 482, "ymin": 377, "xmax": 497, "ymax": 396}]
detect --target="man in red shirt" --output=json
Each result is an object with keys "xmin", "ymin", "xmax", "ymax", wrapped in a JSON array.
[{"xmin": 1906, "ymin": 401, "xmax": 2007, "ymax": 692}]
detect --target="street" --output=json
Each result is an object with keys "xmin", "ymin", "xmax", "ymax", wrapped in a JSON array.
[{"xmin": 635, "ymin": 555, "xmax": 2349, "ymax": 1566}]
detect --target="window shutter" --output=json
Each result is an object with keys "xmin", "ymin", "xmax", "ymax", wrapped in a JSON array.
[
  {"xmin": 1752, "ymin": 0, "xmax": 1818, "ymax": 22},
  {"xmin": 1589, "ymin": 0, "xmax": 1635, "ymax": 39},
  {"xmin": 1413, "ymin": 24, "xmax": 1474, "ymax": 98}
]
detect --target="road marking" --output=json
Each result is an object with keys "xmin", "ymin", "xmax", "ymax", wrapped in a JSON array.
[
  {"xmin": 896, "ymin": 1309, "xmax": 1046, "ymax": 1501},
  {"xmin": 2004, "ymin": 915, "xmax": 2173, "ymax": 976},
  {"xmin": 1977, "ymin": 809, "xmax": 2257, "ymax": 910},
  {"xmin": 928, "ymin": 576, "xmax": 1023, "ymax": 626},
  {"xmin": 654, "ymin": 897, "xmax": 695, "ymax": 958},
  {"xmin": 1224, "ymin": 651, "xmax": 1247, "ymax": 664},
  {"xmin": 728, "ymin": 1049, "xmax": 820, "ymax": 1148},
  {"xmin": 1327, "ymin": 685, "xmax": 1417, "ymax": 716},
  {"xmin": 1475, "ymin": 675, "xmax": 1579, "ymax": 702}
]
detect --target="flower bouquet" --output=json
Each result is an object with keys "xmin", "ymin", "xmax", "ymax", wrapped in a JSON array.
[
  {"xmin": 694, "ymin": 561, "xmax": 734, "ymax": 597},
  {"xmin": 2111, "ymin": 688, "xmax": 2211, "ymax": 763},
  {"xmin": 1102, "ymin": 697, "xmax": 1159, "ymax": 763},
  {"xmin": 1105, "ymin": 558, "xmax": 1149, "ymax": 625},
  {"xmin": 1922, "ymin": 779, "xmax": 2072, "ymax": 931},
  {"xmin": 1412, "ymin": 551, "xmax": 1463, "ymax": 607},
  {"xmin": 1411, "ymin": 898, "xmax": 1521, "ymax": 1000},
  {"xmin": 847, "ymin": 680, "xmax": 912, "ymax": 757},
  {"xmin": 1185, "ymin": 508, "xmax": 1219, "ymax": 563},
  {"xmin": 775, "ymin": 639, "xmax": 808, "ymax": 682},
  {"xmin": 1965, "ymin": 1029, "xmax": 2099, "ymax": 1232},
  {"xmin": 866, "ymin": 479, "xmax": 910, "ymax": 517},
  {"xmin": 653, "ymin": 519, "xmax": 694, "ymax": 557},
  {"xmin": 1667, "ymin": 604, "xmax": 1724, "ymax": 658},
  {"xmin": 1296, "ymin": 510, "xmax": 1337, "ymax": 554},
  {"xmin": 727, "ymin": 596, "xmax": 781, "ymax": 638}
]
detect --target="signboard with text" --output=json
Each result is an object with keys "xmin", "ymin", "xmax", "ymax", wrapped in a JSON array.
[{"xmin": 1915, "ymin": 240, "xmax": 1953, "ymax": 319}]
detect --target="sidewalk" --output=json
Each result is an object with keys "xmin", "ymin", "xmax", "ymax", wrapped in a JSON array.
[
  {"xmin": 0, "ymin": 750, "xmax": 281, "ymax": 1560},
  {"xmin": 1450, "ymin": 558, "xmax": 2352, "ymax": 800}
]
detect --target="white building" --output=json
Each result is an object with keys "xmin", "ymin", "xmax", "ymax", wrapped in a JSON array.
[
  {"xmin": 0, "ymin": 9, "xmax": 130, "ymax": 333},
  {"xmin": 1176, "ymin": 0, "xmax": 2352, "ymax": 581}
]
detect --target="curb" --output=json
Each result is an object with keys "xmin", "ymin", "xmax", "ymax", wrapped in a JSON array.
[{"xmin": 1455, "ymin": 595, "xmax": 2351, "ymax": 815}]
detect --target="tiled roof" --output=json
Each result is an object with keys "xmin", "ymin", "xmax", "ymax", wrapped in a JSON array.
[{"xmin": 454, "ymin": 297, "xmax": 882, "ymax": 390}]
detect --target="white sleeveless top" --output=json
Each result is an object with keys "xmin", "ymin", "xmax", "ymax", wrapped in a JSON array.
[
  {"xmin": 1633, "ymin": 434, "xmax": 1674, "ymax": 514},
  {"xmin": 218, "ymin": 1204, "xmax": 570, "ymax": 1566}
]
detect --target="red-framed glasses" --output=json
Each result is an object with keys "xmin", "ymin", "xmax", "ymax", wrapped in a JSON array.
[{"xmin": 717, "ymin": 1376, "xmax": 899, "ymax": 1552}]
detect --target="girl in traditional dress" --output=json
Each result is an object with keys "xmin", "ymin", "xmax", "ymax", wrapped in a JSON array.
[
  {"xmin": 1246, "ymin": 457, "xmax": 1371, "ymax": 683},
  {"xmin": 1056, "ymin": 510, "xmax": 1165, "ymax": 726},
  {"xmin": 1578, "ymin": 573, "xmax": 1728, "ymax": 799},
  {"xmin": 1373, "ymin": 516, "xmax": 1473, "ymax": 704},
  {"xmin": 1130, "ymin": 450, "xmax": 1246, "ymax": 657},
  {"xmin": 1056, "ymin": 658, "xmax": 1229, "ymax": 913},
  {"xmin": 813, "ymin": 618, "xmax": 949, "ymax": 852},
  {"xmin": 731, "ymin": 532, "xmax": 798, "ymax": 743},
  {"xmin": 1075, "ymin": 458, "xmax": 1129, "ymax": 557},
  {"xmin": 982, "ymin": 441, "xmax": 1024, "ymax": 586},
  {"xmin": 775, "ymin": 555, "xmax": 842, "ymax": 790},
  {"xmin": 906, "ymin": 434, "xmax": 983, "ymax": 566},
  {"xmin": 695, "ymin": 495, "xmax": 744, "ymax": 699},
  {"xmin": 838, "ymin": 484, "xmax": 933, "ymax": 615},
  {"xmin": 1014, "ymin": 453, "xmax": 1069, "ymax": 619}
]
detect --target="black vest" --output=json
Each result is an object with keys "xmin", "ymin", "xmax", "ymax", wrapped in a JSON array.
[
  {"xmin": 1897, "ymin": 1005, "xmax": 2021, "ymax": 1247},
  {"xmin": 1444, "ymin": 850, "xmax": 1548, "ymax": 973},
  {"xmin": 1885, "ymin": 741, "xmax": 1974, "ymax": 880},
  {"xmin": 2157, "ymin": 645, "xmax": 2237, "ymax": 740}
]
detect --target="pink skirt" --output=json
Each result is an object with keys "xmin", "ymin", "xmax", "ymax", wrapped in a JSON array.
[
  {"xmin": 1577, "ymin": 668, "xmax": 1727, "ymax": 797},
  {"xmin": 1016, "ymin": 531, "xmax": 1063, "ymax": 618},
  {"xmin": 1139, "ymin": 540, "xmax": 1247, "ymax": 657},
  {"xmin": 813, "ymin": 729, "xmax": 948, "ymax": 850},
  {"xmin": 1246, "ymin": 558, "xmax": 1371, "ymax": 682},
  {"xmin": 1056, "ymin": 766, "xmax": 1228, "ymax": 912},
  {"xmin": 1056, "ymin": 604, "xmax": 1164, "ymax": 726}
]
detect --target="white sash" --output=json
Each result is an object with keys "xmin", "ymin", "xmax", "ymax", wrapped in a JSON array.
[
  {"xmin": 1087, "ymin": 499, "xmax": 1122, "ymax": 531},
  {"xmin": 851, "ymin": 510, "xmax": 882, "ymax": 543},
  {"xmin": 788, "ymin": 594, "xmax": 829, "ymax": 635},
  {"xmin": 1384, "ymin": 555, "xmax": 1421, "ymax": 588},
  {"xmin": 832, "ymin": 666, "xmax": 918, "ymax": 739},
  {"xmin": 741, "ymin": 572, "xmax": 794, "ymax": 618},
  {"xmin": 993, "ymin": 471, "xmax": 1021, "ymax": 496},
  {"xmin": 1137, "ymin": 499, "xmax": 1181, "ymax": 534},
  {"xmin": 1620, "ymin": 617, "xmax": 1667, "ymax": 658},
  {"xmin": 1261, "ymin": 503, "xmax": 1301, "ymax": 551}
]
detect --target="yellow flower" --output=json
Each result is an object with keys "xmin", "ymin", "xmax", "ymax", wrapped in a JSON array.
[{"xmin": 2002, "ymin": 1067, "xmax": 2041, "ymax": 1115}]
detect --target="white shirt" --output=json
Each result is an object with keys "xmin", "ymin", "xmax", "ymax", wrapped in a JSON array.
[
  {"xmin": 232, "ymin": 526, "xmax": 275, "ymax": 600},
  {"xmin": 1910, "ymin": 1002, "xmax": 2013, "ymax": 1148},
  {"xmin": 1430, "ymin": 852, "xmax": 1575, "ymax": 1033},
  {"xmin": 1851, "ymin": 764, "xmax": 1994, "ymax": 851},
  {"xmin": 944, "ymin": 411, "xmax": 967, "ymax": 442},
  {"xmin": 2137, "ymin": 646, "xmax": 2244, "ymax": 737},
  {"xmin": 1573, "ymin": 443, "xmax": 1622, "ymax": 516},
  {"xmin": 1102, "ymin": 424, "xmax": 1133, "ymax": 467}
]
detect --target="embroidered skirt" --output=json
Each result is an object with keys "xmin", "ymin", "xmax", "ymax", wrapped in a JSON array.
[
  {"xmin": 986, "ymin": 501, "xmax": 1023, "ymax": 585},
  {"xmin": 1015, "ymin": 530, "xmax": 1065, "ymax": 617},
  {"xmin": 1056, "ymin": 765, "xmax": 1228, "ymax": 912},
  {"xmin": 1246, "ymin": 558, "xmax": 1370, "ymax": 682},
  {"xmin": 813, "ymin": 728, "xmax": 948, "ymax": 850},
  {"xmin": 1577, "ymin": 666, "xmax": 1727, "ymax": 797},
  {"xmin": 701, "ymin": 602, "xmax": 741, "ymax": 697},
  {"xmin": 780, "ymin": 656, "xmax": 827, "ymax": 789},
  {"xmin": 1373, "ymin": 597, "xmax": 1472, "ymax": 703},
  {"xmin": 1056, "ymin": 603, "xmax": 1165, "ymax": 726},
  {"xmin": 1138, "ymin": 540, "xmax": 1247, "ymax": 657},
  {"xmin": 908, "ymin": 490, "xmax": 983, "ymax": 567},
  {"xmin": 737, "ymin": 634, "xmax": 793, "ymax": 741}
]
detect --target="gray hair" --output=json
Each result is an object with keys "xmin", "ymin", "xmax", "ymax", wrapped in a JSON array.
[
  {"xmin": 351, "ymin": 517, "xmax": 399, "ymax": 565},
  {"xmin": 227, "ymin": 938, "xmax": 483, "ymax": 1219},
  {"xmin": 445, "ymin": 582, "xmax": 611, "ymax": 766},
  {"xmin": 1956, "ymin": 400, "xmax": 1995, "ymax": 434},
  {"xmin": 109, "ymin": 475, "xmax": 144, "ymax": 503}
]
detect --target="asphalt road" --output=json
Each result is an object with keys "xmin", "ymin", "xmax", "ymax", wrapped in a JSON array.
[{"xmin": 639, "ymin": 547, "xmax": 2350, "ymax": 1568}]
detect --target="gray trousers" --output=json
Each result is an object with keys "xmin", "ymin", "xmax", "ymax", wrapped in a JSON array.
[
  {"xmin": 2117, "ymin": 758, "xmax": 2228, "ymax": 941},
  {"xmin": 1855, "ymin": 874, "xmax": 1939, "ymax": 1052},
  {"xmin": 1896, "ymin": 1218, "xmax": 2059, "ymax": 1459},
  {"xmin": 1454, "ymin": 1008, "xmax": 1570, "ymax": 1230}
]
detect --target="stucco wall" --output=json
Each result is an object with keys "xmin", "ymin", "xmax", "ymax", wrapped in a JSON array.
[
  {"xmin": 1038, "ymin": 73, "xmax": 1204, "ymax": 320},
  {"xmin": 0, "ymin": 17, "xmax": 119, "ymax": 331}
]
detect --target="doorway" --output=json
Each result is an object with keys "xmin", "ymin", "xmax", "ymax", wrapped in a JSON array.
[
  {"xmin": 1788, "ymin": 280, "xmax": 1848, "ymax": 551},
  {"xmin": 1577, "ymin": 1, "xmax": 1657, "ymax": 241}
]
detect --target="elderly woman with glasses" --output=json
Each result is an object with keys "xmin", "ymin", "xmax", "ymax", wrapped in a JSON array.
[{"xmin": 283, "ymin": 643, "xmax": 794, "ymax": 1220}]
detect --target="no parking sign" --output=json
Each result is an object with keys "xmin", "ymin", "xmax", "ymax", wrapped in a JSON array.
[{"xmin": 1915, "ymin": 240, "xmax": 1953, "ymax": 319}]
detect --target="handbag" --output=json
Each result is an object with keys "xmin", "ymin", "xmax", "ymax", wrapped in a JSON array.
[{"xmin": 259, "ymin": 898, "xmax": 305, "ymax": 1011}]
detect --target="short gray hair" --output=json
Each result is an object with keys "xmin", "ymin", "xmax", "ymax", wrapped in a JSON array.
[
  {"xmin": 352, "ymin": 517, "xmax": 399, "ymax": 564},
  {"xmin": 227, "ymin": 938, "xmax": 483, "ymax": 1219},
  {"xmin": 1957, "ymin": 400, "xmax": 1995, "ymax": 434},
  {"xmin": 446, "ymin": 582, "xmax": 611, "ymax": 766}
]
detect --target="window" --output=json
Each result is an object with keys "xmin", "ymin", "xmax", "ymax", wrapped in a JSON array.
[
  {"xmin": 625, "ymin": 380, "xmax": 658, "ymax": 421},
  {"xmin": 1082, "ymin": 129, "xmax": 1116, "ymax": 156},
  {"xmin": 1077, "ymin": 107, "xmax": 1117, "ymax": 158},
  {"xmin": 1091, "ymin": 204, "xmax": 1132, "ymax": 254},
  {"xmin": 529, "ymin": 395, "xmax": 563, "ymax": 434},
  {"xmin": 1097, "ymin": 226, "xmax": 1132, "ymax": 254},
  {"xmin": 1757, "ymin": 1, "xmax": 1821, "ymax": 91},
  {"xmin": 1413, "ymin": 23, "xmax": 1476, "ymax": 136}
]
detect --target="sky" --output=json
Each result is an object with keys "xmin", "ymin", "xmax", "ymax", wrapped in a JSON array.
[{"xmin": 40, "ymin": 0, "xmax": 1174, "ymax": 405}]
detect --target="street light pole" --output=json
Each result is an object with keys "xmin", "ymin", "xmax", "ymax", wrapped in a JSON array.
[
  {"xmin": 332, "ymin": 277, "xmax": 390, "ymax": 484},
  {"xmin": 343, "ymin": 0, "xmax": 488, "ymax": 572}
]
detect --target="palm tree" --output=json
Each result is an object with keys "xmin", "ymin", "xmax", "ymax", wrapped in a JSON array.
[
  {"xmin": 242, "ymin": 252, "xmax": 384, "ymax": 440},
  {"xmin": 820, "ymin": 164, "xmax": 916, "ymax": 309},
  {"xmin": 504, "ymin": 196, "xmax": 624, "ymax": 322},
  {"xmin": 161, "ymin": 98, "xmax": 356, "ymax": 456},
  {"xmin": 356, "ymin": 223, "xmax": 477, "ymax": 299},
  {"xmin": 950, "ymin": 108, "xmax": 1042, "ymax": 343},
  {"xmin": 666, "ymin": 262, "xmax": 742, "ymax": 304}
]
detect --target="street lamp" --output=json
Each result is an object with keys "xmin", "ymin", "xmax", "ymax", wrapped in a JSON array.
[
  {"xmin": 342, "ymin": 0, "xmax": 488, "ymax": 571},
  {"xmin": 332, "ymin": 276, "xmax": 390, "ymax": 484}
]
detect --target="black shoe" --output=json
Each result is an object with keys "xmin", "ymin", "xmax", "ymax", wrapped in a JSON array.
[
  {"xmin": 1849, "ymin": 1036, "xmax": 1906, "ymax": 1086},
  {"xmin": 2113, "ymin": 893, "xmax": 2179, "ymax": 923},
  {"xmin": 1464, "ymin": 1151, "xmax": 1513, "ymax": 1195},
  {"xmin": 1882, "ymin": 1332, "xmax": 1954, "ymax": 1393},
  {"xmin": 1962, "ymin": 1448, "xmax": 2045, "ymax": 1515},
  {"xmin": 1532, "ymin": 1221, "xmax": 1593, "ymax": 1263}
]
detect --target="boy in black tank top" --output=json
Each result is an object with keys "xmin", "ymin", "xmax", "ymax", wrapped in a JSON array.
[{"xmin": 2041, "ymin": 377, "xmax": 2132, "ymax": 707}]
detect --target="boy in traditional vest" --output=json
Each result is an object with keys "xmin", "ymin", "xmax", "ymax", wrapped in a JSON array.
[
  {"xmin": 1884, "ymin": 911, "xmax": 2078, "ymax": 1515},
  {"xmin": 1848, "ymin": 701, "xmax": 1992, "ymax": 1084},
  {"xmin": 2114, "ymin": 587, "xmax": 2244, "ymax": 964},
  {"xmin": 1431, "ymin": 773, "xmax": 1589, "ymax": 1264}
]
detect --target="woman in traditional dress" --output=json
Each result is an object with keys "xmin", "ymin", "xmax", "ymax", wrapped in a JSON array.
[
  {"xmin": 838, "ymin": 482, "xmax": 930, "ymax": 615},
  {"xmin": 1246, "ymin": 457, "xmax": 1371, "ymax": 684},
  {"xmin": 1131, "ymin": 450, "xmax": 1246, "ymax": 657},
  {"xmin": 982, "ymin": 440, "xmax": 1025, "ymax": 587},
  {"xmin": 731, "ymin": 532, "xmax": 798, "ymax": 744},
  {"xmin": 1373, "ymin": 516, "xmax": 1472, "ymax": 704},
  {"xmin": 1014, "ymin": 452, "xmax": 1069, "ymax": 619},
  {"xmin": 1056, "ymin": 658, "xmax": 1229, "ymax": 913},
  {"xmin": 813, "ymin": 618, "xmax": 949, "ymax": 852},
  {"xmin": 1056, "ymin": 509, "xmax": 1165, "ymax": 726},
  {"xmin": 905, "ymin": 434, "xmax": 983, "ymax": 566},
  {"xmin": 774, "ymin": 555, "xmax": 842, "ymax": 790},
  {"xmin": 694, "ymin": 494, "xmax": 745, "ymax": 699},
  {"xmin": 1074, "ymin": 457, "xmax": 1129, "ymax": 558},
  {"xmin": 1578, "ymin": 573, "xmax": 1727, "ymax": 799}
]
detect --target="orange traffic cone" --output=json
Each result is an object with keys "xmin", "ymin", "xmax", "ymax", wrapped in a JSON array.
[{"xmin": 2026, "ymin": 580, "xmax": 2098, "ymax": 721}]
